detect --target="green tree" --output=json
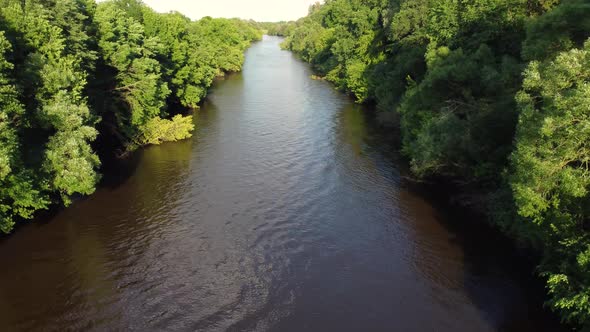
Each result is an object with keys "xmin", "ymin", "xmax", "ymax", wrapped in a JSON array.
[
  {"xmin": 95, "ymin": 0, "xmax": 171, "ymax": 140},
  {"xmin": 510, "ymin": 40, "xmax": 590, "ymax": 325},
  {"xmin": 0, "ymin": 31, "xmax": 49, "ymax": 232},
  {"xmin": 0, "ymin": 0, "xmax": 100, "ymax": 206}
]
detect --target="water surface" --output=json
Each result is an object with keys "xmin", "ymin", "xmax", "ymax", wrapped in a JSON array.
[{"xmin": 0, "ymin": 36, "xmax": 564, "ymax": 332}]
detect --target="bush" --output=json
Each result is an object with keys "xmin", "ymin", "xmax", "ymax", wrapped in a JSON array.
[{"xmin": 137, "ymin": 114, "xmax": 195, "ymax": 145}]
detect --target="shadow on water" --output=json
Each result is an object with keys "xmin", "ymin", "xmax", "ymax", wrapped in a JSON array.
[
  {"xmin": 349, "ymin": 105, "xmax": 568, "ymax": 331},
  {"xmin": 408, "ymin": 185, "xmax": 567, "ymax": 331},
  {"xmin": 0, "ymin": 131, "xmax": 196, "ymax": 330},
  {"xmin": 99, "ymin": 150, "xmax": 143, "ymax": 189},
  {"xmin": 0, "ymin": 134, "xmax": 143, "ymax": 239}
]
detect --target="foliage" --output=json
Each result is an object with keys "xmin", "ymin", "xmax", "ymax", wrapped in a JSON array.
[
  {"xmin": 95, "ymin": 1, "xmax": 171, "ymax": 135},
  {"xmin": 94, "ymin": 0, "xmax": 261, "ymax": 142},
  {"xmin": 510, "ymin": 40, "xmax": 590, "ymax": 325},
  {"xmin": 137, "ymin": 115, "xmax": 194, "ymax": 145},
  {"xmin": 141, "ymin": 11, "xmax": 261, "ymax": 108},
  {"xmin": 0, "ymin": 31, "xmax": 49, "ymax": 233},
  {"xmin": 256, "ymin": 21, "xmax": 297, "ymax": 36},
  {"xmin": 0, "ymin": 0, "xmax": 100, "ymax": 227}
]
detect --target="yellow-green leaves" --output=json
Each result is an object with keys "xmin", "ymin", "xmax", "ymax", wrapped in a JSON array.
[
  {"xmin": 137, "ymin": 115, "xmax": 194, "ymax": 146},
  {"xmin": 510, "ymin": 40, "xmax": 590, "ymax": 324},
  {"xmin": 511, "ymin": 40, "xmax": 590, "ymax": 221}
]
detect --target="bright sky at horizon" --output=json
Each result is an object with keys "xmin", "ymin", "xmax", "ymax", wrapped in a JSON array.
[{"xmin": 133, "ymin": 0, "xmax": 321, "ymax": 22}]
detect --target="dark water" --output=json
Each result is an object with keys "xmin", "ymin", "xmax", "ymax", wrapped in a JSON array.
[{"xmin": 0, "ymin": 36, "xmax": 565, "ymax": 332}]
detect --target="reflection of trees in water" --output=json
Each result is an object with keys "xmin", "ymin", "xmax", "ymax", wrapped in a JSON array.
[
  {"xmin": 333, "ymin": 100, "xmax": 563, "ymax": 331},
  {"xmin": 337, "ymin": 103, "xmax": 368, "ymax": 156},
  {"xmin": 396, "ymin": 186, "xmax": 566, "ymax": 331},
  {"xmin": 0, "ymin": 205, "xmax": 127, "ymax": 329},
  {"xmin": 334, "ymin": 101, "xmax": 404, "ymax": 180},
  {"xmin": 135, "ymin": 139, "xmax": 194, "ymax": 207},
  {"xmin": 396, "ymin": 188, "xmax": 466, "ymax": 292},
  {"xmin": 0, "ymin": 136, "xmax": 195, "ymax": 330}
]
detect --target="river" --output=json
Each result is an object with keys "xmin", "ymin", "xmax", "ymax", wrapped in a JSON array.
[{"xmin": 0, "ymin": 36, "xmax": 565, "ymax": 331}]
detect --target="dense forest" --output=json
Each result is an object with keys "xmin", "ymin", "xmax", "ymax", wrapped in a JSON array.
[
  {"xmin": 282, "ymin": 0, "xmax": 590, "ymax": 327},
  {"xmin": 0, "ymin": 0, "xmax": 261, "ymax": 234}
]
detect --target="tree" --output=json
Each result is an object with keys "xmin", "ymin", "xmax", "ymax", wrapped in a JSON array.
[
  {"xmin": 95, "ymin": 1, "xmax": 170, "ymax": 140},
  {"xmin": 0, "ymin": 31, "xmax": 49, "ymax": 232},
  {"xmin": 510, "ymin": 40, "xmax": 590, "ymax": 325}
]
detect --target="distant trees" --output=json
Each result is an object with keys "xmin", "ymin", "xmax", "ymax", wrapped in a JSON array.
[
  {"xmin": 253, "ymin": 21, "xmax": 296, "ymax": 37},
  {"xmin": 282, "ymin": 0, "xmax": 590, "ymax": 327},
  {"xmin": 0, "ymin": 0, "xmax": 261, "ymax": 233}
]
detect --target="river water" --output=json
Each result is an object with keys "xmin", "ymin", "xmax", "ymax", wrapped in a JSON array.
[{"xmin": 0, "ymin": 36, "xmax": 565, "ymax": 331}]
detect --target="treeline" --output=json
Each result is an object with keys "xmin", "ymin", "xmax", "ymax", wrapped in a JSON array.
[
  {"xmin": 254, "ymin": 21, "xmax": 296, "ymax": 36},
  {"xmin": 283, "ymin": 0, "xmax": 590, "ymax": 327},
  {"xmin": 0, "ymin": 0, "xmax": 261, "ymax": 233}
]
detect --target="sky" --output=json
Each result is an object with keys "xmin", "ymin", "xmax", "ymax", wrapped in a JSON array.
[{"xmin": 136, "ymin": 0, "xmax": 320, "ymax": 22}]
